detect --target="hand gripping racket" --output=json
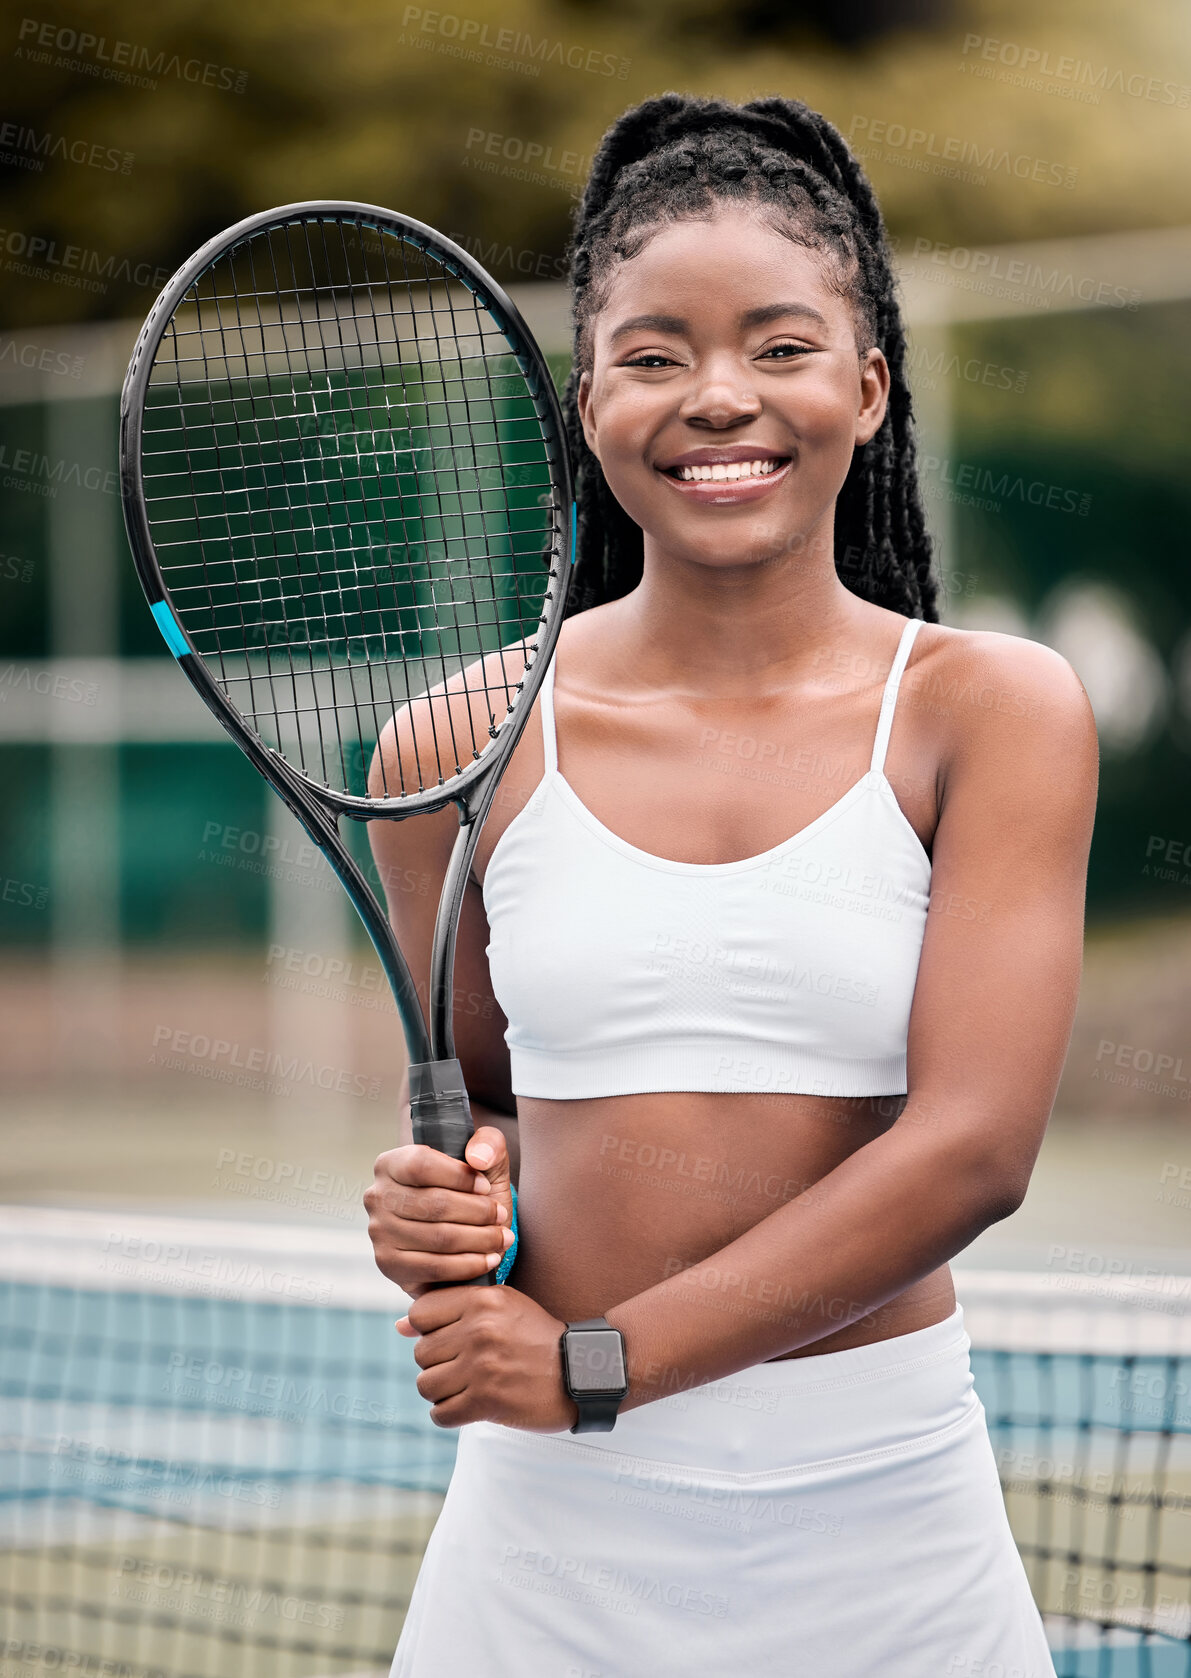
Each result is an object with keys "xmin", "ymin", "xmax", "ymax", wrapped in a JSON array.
[{"xmin": 120, "ymin": 202, "xmax": 574, "ymax": 1279}]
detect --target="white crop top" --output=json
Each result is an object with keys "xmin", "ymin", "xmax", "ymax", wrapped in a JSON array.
[{"xmin": 483, "ymin": 616, "xmax": 931, "ymax": 1100}]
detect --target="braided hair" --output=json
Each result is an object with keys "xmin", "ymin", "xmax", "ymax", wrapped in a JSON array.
[{"xmin": 560, "ymin": 92, "xmax": 938, "ymax": 622}]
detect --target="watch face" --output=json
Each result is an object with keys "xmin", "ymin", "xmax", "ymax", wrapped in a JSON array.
[{"xmin": 565, "ymin": 1329, "xmax": 627, "ymax": 1393}]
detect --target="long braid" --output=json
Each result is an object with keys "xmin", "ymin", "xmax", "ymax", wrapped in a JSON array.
[{"xmin": 559, "ymin": 93, "xmax": 939, "ymax": 622}]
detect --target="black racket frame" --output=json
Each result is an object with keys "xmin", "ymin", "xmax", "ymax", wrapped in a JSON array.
[{"xmin": 120, "ymin": 200, "xmax": 574, "ymax": 1185}]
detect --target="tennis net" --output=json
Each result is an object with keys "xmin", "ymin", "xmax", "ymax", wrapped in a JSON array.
[{"xmin": 1, "ymin": 1207, "xmax": 1188, "ymax": 1677}]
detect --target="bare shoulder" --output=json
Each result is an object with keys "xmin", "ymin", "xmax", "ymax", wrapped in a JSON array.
[
  {"xmin": 369, "ymin": 634, "xmax": 539, "ymax": 800},
  {"xmin": 910, "ymin": 620, "xmax": 1099, "ymax": 776}
]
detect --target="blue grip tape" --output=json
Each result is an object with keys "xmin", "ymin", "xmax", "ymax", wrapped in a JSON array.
[
  {"xmin": 494, "ymin": 1182, "xmax": 518, "ymax": 1284},
  {"xmin": 150, "ymin": 600, "xmax": 189, "ymax": 658}
]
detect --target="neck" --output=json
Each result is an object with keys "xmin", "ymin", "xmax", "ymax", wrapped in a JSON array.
[{"xmin": 619, "ymin": 525, "xmax": 872, "ymax": 694}]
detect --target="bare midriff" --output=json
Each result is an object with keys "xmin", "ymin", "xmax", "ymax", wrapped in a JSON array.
[{"xmin": 501, "ymin": 1089, "xmax": 956, "ymax": 1360}]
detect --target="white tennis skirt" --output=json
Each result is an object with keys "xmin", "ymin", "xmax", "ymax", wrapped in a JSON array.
[{"xmin": 390, "ymin": 1306, "xmax": 1056, "ymax": 1677}]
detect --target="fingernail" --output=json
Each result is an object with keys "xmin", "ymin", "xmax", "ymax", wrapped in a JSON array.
[
  {"xmin": 486, "ymin": 1251, "xmax": 500, "ymax": 1269},
  {"xmin": 496, "ymin": 1202, "xmax": 508, "ymax": 1223},
  {"xmin": 501, "ymin": 1227, "xmax": 514, "ymax": 1248},
  {"xmin": 470, "ymin": 1144, "xmax": 494, "ymax": 1167},
  {"xmin": 474, "ymin": 1174, "xmax": 491, "ymax": 1193}
]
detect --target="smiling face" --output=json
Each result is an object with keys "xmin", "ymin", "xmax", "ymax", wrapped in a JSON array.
[{"xmin": 576, "ymin": 204, "xmax": 890, "ymax": 578}]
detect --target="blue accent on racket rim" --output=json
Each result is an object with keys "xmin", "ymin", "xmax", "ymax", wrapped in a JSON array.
[
  {"xmin": 569, "ymin": 500, "xmax": 576, "ymax": 565},
  {"xmin": 150, "ymin": 600, "xmax": 189, "ymax": 659}
]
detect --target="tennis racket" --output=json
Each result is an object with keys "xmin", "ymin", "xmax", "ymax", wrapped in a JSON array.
[{"xmin": 119, "ymin": 201, "xmax": 574, "ymax": 1279}]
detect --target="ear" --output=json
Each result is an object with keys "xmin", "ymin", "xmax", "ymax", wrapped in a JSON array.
[
  {"xmin": 854, "ymin": 348, "xmax": 890, "ymax": 448},
  {"xmin": 576, "ymin": 369, "xmax": 600, "ymax": 462}
]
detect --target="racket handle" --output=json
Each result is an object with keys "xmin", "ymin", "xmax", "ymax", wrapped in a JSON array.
[
  {"xmin": 407, "ymin": 1058, "xmax": 476, "ymax": 1162},
  {"xmin": 407, "ymin": 1057, "xmax": 497, "ymax": 1291}
]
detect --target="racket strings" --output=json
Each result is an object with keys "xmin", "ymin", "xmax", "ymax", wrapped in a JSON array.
[{"xmin": 140, "ymin": 212, "xmax": 561, "ymax": 802}]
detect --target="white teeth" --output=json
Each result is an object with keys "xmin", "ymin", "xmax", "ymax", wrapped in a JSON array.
[{"xmin": 673, "ymin": 458, "xmax": 783, "ymax": 482}]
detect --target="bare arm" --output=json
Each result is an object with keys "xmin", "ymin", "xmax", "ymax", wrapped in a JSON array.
[
  {"xmin": 604, "ymin": 634, "xmax": 1099, "ymax": 1409},
  {"xmin": 363, "ymin": 673, "xmax": 524, "ymax": 1292}
]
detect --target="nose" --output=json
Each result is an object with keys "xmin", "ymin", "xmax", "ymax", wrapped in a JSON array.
[{"xmin": 676, "ymin": 352, "xmax": 763, "ymax": 429}]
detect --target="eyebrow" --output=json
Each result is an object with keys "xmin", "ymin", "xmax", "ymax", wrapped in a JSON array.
[{"xmin": 607, "ymin": 302, "xmax": 829, "ymax": 344}]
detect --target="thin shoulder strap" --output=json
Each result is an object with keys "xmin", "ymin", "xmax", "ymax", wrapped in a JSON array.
[
  {"xmin": 870, "ymin": 617, "xmax": 924, "ymax": 775},
  {"xmin": 538, "ymin": 652, "xmax": 559, "ymax": 774}
]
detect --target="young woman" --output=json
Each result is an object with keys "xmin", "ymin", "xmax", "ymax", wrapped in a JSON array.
[{"xmin": 365, "ymin": 92, "xmax": 1098, "ymax": 1676}]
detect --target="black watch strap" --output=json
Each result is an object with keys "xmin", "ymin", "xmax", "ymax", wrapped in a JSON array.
[
  {"xmin": 570, "ymin": 1391, "xmax": 621, "ymax": 1433},
  {"xmin": 563, "ymin": 1317, "xmax": 627, "ymax": 1434}
]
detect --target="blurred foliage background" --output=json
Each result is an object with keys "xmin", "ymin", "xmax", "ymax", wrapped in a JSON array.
[{"xmin": 2, "ymin": 0, "xmax": 1188, "ymax": 323}]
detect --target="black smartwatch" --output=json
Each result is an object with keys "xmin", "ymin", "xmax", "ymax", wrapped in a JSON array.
[{"xmin": 560, "ymin": 1317, "xmax": 629, "ymax": 1433}]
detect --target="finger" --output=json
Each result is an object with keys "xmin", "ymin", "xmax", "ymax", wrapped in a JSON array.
[
  {"xmin": 381, "ymin": 1182, "xmax": 507, "ymax": 1229},
  {"xmin": 376, "ymin": 1216, "xmax": 512, "ymax": 1267},
  {"xmin": 406, "ymin": 1281, "xmax": 489, "ymax": 1335},
  {"xmin": 373, "ymin": 1143, "xmax": 483, "ymax": 1195},
  {"xmin": 465, "ymin": 1126, "xmax": 510, "ymax": 1191},
  {"xmin": 382, "ymin": 1215, "xmax": 513, "ymax": 1258},
  {"xmin": 409, "ymin": 1321, "xmax": 466, "ymax": 1368},
  {"xmin": 376, "ymin": 1246, "xmax": 505, "ymax": 1290},
  {"xmin": 428, "ymin": 1393, "xmax": 476, "ymax": 1429},
  {"xmin": 416, "ymin": 1360, "xmax": 467, "ymax": 1407}
]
